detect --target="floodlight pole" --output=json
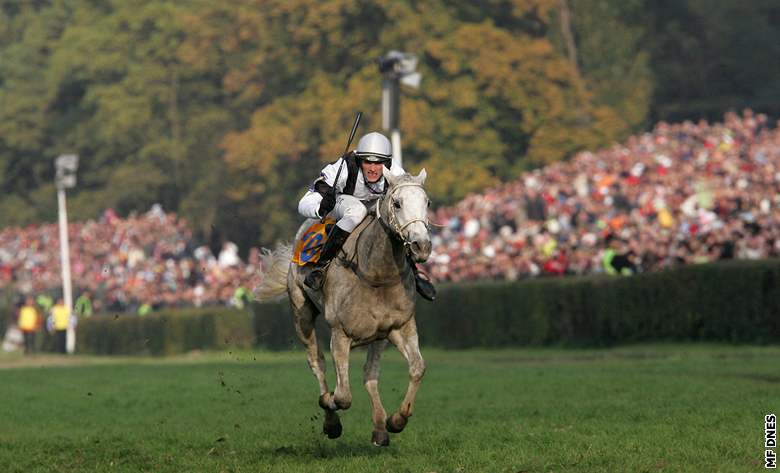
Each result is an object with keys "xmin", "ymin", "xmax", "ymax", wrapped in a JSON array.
[
  {"xmin": 382, "ymin": 76, "xmax": 403, "ymax": 166},
  {"xmin": 57, "ymin": 186, "xmax": 75, "ymax": 354},
  {"xmin": 379, "ymin": 51, "xmax": 421, "ymax": 169},
  {"xmin": 55, "ymin": 154, "xmax": 78, "ymax": 355}
]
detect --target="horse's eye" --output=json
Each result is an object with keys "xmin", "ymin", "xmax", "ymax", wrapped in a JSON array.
[
  {"xmin": 393, "ymin": 200, "xmax": 401, "ymax": 209},
  {"xmin": 427, "ymin": 200, "xmax": 431, "ymax": 208}
]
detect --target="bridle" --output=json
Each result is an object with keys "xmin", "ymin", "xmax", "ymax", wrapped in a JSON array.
[
  {"xmin": 336, "ymin": 181, "xmax": 429, "ymax": 288},
  {"xmin": 375, "ymin": 182, "xmax": 429, "ymax": 248}
]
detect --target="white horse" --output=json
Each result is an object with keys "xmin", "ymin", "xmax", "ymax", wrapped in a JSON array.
[{"xmin": 257, "ymin": 167, "xmax": 432, "ymax": 446}]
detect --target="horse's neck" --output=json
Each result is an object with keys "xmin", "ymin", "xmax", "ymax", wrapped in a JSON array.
[{"xmin": 355, "ymin": 213, "xmax": 407, "ymax": 279}]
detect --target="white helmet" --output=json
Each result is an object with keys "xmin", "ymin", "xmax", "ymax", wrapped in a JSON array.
[{"xmin": 355, "ymin": 132, "xmax": 392, "ymax": 163}]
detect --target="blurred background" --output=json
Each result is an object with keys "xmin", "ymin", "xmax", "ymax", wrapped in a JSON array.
[{"xmin": 1, "ymin": 0, "xmax": 779, "ymax": 352}]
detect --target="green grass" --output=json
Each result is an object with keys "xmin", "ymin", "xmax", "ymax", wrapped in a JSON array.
[{"xmin": 0, "ymin": 344, "xmax": 777, "ymax": 472}]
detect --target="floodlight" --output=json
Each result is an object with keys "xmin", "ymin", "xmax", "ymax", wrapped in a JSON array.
[{"xmin": 400, "ymin": 72, "xmax": 421, "ymax": 89}]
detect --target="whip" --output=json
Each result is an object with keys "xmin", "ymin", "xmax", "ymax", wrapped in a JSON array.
[{"xmin": 322, "ymin": 111, "xmax": 362, "ymax": 223}]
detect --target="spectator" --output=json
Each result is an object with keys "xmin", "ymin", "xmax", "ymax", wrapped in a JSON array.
[
  {"xmin": 17, "ymin": 296, "xmax": 40, "ymax": 354},
  {"xmin": 49, "ymin": 298, "xmax": 71, "ymax": 354},
  {"xmin": 74, "ymin": 291, "xmax": 93, "ymax": 318},
  {"xmin": 218, "ymin": 241, "xmax": 240, "ymax": 268}
]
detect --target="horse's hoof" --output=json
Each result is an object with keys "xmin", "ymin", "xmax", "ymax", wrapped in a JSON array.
[
  {"xmin": 386, "ymin": 412, "xmax": 408, "ymax": 433},
  {"xmin": 371, "ymin": 430, "xmax": 390, "ymax": 447},
  {"xmin": 323, "ymin": 412, "xmax": 342, "ymax": 439}
]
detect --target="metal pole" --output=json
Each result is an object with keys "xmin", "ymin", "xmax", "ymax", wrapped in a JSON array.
[
  {"xmin": 380, "ymin": 51, "xmax": 419, "ymax": 170},
  {"xmin": 382, "ymin": 77, "xmax": 402, "ymax": 168},
  {"xmin": 381, "ymin": 77, "xmax": 394, "ymax": 132},
  {"xmin": 391, "ymin": 129, "xmax": 402, "ymax": 168},
  {"xmin": 57, "ymin": 186, "xmax": 75, "ymax": 354}
]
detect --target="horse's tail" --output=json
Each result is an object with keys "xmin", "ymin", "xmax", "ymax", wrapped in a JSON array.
[{"xmin": 254, "ymin": 243, "xmax": 292, "ymax": 302}]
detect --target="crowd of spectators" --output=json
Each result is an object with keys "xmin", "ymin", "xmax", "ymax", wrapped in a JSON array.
[
  {"xmin": 2, "ymin": 109, "xmax": 779, "ymax": 313},
  {"xmin": 425, "ymin": 110, "xmax": 780, "ymax": 282},
  {"xmin": 0, "ymin": 204, "xmax": 262, "ymax": 315}
]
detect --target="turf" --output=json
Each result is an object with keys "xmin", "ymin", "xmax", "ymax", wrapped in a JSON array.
[{"xmin": 0, "ymin": 344, "xmax": 777, "ymax": 472}]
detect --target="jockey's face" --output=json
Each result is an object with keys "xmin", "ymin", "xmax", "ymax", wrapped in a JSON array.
[{"xmin": 360, "ymin": 160, "xmax": 385, "ymax": 183}]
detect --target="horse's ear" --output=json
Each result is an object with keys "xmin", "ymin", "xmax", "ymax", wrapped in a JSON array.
[
  {"xmin": 414, "ymin": 168, "xmax": 427, "ymax": 185},
  {"xmin": 382, "ymin": 166, "xmax": 399, "ymax": 186}
]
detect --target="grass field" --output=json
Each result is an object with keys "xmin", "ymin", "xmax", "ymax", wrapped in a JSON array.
[{"xmin": 0, "ymin": 344, "xmax": 777, "ymax": 472}]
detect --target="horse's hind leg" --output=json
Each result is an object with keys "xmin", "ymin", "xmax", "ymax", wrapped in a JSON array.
[
  {"xmin": 387, "ymin": 318, "xmax": 426, "ymax": 434},
  {"xmin": 364, "ymin": 339, "xmax": 390, "ymax": 446},
  {"xmin": 289, "ymin": 288, "xmax": 341, "ymax": 438}
]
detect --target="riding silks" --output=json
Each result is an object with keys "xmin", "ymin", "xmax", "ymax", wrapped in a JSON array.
[{"xmin": 292, "ymin": 218, "xmax": 336, "ymax": 266}]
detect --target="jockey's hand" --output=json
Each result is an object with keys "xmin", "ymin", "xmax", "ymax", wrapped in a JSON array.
[{"xmin": 318, "ymin": 192, "xmax": 336, "ymax": 218}]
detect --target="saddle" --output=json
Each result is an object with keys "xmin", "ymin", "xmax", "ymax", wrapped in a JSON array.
[{"xmin": 292, "ymin": 201, "xmax": 379, "ymax": 266}]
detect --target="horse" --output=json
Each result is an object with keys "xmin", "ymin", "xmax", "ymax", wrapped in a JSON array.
[{"xmin": 255, "ymin": 167, "xmax": 432, "ymax": 446}]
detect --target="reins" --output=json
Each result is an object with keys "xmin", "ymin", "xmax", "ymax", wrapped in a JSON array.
[{"xmin": 338, "ymin": 215, "xmax": 412, "ymax": 287}]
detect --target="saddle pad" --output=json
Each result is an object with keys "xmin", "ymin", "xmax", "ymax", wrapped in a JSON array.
[{"xmin": 292, "ymin": 218, "xmax": 336, "ymax": 266}]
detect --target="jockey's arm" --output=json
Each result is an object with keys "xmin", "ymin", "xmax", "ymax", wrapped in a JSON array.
[{"xmin": 298, "ymin": 158, "xmax": 348, "ymax": 219}]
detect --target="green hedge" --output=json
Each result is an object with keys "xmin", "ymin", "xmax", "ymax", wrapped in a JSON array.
[
  {"xmin": 255, "ymin": 258, "xmax": 780, "ymax": 349},
  {"xmin": 77, "ymin": 307, "xmax": 255, "ymax": 356},
  {"xmin": 414, "ymin": 258, "xmax": 780, "ymax": 347},
  {"xmin": 63, "ymin": 258, "xmax": 780, "ymax": 354},
  {"xmin": 251, "ymin": 299, "xmax": 331, "ymax": 350},
  {"xmin": 75, "ymin": 302, "xmax": 326, "ymax": 355}
]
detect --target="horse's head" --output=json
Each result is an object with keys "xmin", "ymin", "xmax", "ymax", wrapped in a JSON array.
[{"xmin": 379, "ymin": 167, "xmax": 432, "ymax": 263}]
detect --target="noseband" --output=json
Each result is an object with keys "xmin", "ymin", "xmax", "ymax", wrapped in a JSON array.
[{"xmin": 376, "ymin": 182, "xmax": 429, "ymax": 247}]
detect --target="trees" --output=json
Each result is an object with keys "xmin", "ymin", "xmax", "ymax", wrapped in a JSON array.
[
  {"xmin": 548, "ymin": 0, "xmax": 652, "ymax": 133},
  {"xmin": 0, "ymin": 0, "xmax": 237, "ymax": 236},
  {"xmin": 646, "ymin": 0, "xmax": 780, "ymax": 121},
  {"xmin": 215, "ymin": 0, "xmax": 625, "ymax": 242},
  {"xmin": 2, "ymin": 0, "xmax": 770, "ymax": 249}
]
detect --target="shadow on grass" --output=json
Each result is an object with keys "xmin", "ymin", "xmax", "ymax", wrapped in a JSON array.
[{"xmin": 258, "ymin": 438, "xmax": 391, "ymax": 460}]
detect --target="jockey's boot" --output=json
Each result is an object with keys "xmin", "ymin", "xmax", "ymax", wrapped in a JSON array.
[
  {"xmin": 304, "ymin": 226, "xmax": 350, "ymax": 291},
  {"xmin": 409, "ymin": 257, "xmax": 437, "ymax": 301}
]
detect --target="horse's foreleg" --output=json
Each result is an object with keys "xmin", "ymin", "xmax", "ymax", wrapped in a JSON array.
[
  {"xmin": 330, "ymin": 329, "xmax": 353, "ymax": 411},
  {"xmin": 387, "ymin": 318, "xmax": 426, "ymax": 433},
  {"xmin": 364, "ymin": 339, "xmax": 390, "ymax": 446}
]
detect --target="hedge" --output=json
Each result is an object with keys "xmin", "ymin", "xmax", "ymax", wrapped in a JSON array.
[
  {"xmin": 74, "ymin": 301, "xmax": 327, "ymax": 355},
  {"xmin": 256, "ymin": 258, "xmax": 780, "ymax": 349},
  {"xmin": 46, "ymin": 258, "xmax": 780, "ymax": 355},
  {"xmin": 77, "ymin": 307, "xmax": 255, "ymax": 356},
  {"xmin": 413, "ymin": 258, "xmax": 780, "ymax": 347}
]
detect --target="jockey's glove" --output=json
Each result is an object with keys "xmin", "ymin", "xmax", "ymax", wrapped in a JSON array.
[{"xmin": 318, "ymin": 191, "xmax": 336, "ymax": 218}]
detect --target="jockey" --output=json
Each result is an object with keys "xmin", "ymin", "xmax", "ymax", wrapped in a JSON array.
[{"xmin": 298, "ymin": 131, "xmax": 436, "ymax": 301}]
